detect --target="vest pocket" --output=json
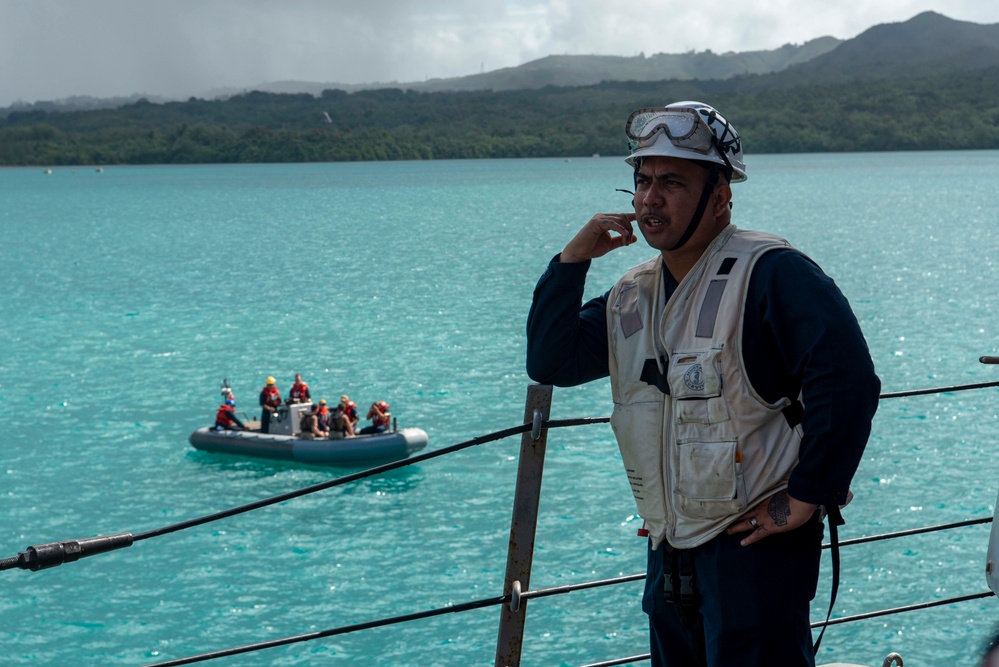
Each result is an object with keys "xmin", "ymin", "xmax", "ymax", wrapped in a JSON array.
[
  {"xmin": 667, "ymin": 348, "xmax": 722, "ymax": 399},
  {"xmin": 675, "ymin": 397, "xmax": 730, "ymax": 425},
  {"xmin": 674, "ymin": 439, "xmax": 747, "ymax": 519},
  {"xmin": 669, "ymin": 347, "xmax": 729, "ymax": 425},
  {"xmin": 611, "ymin": 401, "xmax": 666, "ymax": 525}
]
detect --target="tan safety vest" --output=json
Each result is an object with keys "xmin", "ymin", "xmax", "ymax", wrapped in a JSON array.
[{"xmin": 607, "ymin": 225, "xmax": 803, "ymax": 549}]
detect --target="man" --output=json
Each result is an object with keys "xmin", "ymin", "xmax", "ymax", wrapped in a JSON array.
[
  {"xmin": 338, "ymin": 394, "xmax": 359, "ymax": 437},
  {"xmin": 289, "ymin": 373, "xmax": 311, "ymax": 404},
  {"xmin": 214, "ymin": 398, "xmax": 245, "ymax": 431},
  {"xmin": 258, "ymin": 376, "xmax": 282, "ymax": 434},
  {"xmin": 526, "ymin": 101, "xmax": 880, "ymax": 666},
  {"xmin": 316, "ymin": 398, "xmax": 330, "ymax": 431},
  {"xmin": 327, "ymin": 402, "xmax": 354, "ymax": 439},
  {"xmin": 360, "ymin": 400, "xmax": 391, "ymax": 435},
  {"xmin": 299, "ymin": 403, "xmax": 328, "ymax": 439}
]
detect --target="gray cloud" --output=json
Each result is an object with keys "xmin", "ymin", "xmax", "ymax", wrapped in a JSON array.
[{"xmin": 1, "ymin": 0, "xmax": 997, "ymax": 107}]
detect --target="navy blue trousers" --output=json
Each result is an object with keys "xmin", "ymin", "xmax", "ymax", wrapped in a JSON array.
[{"xmin": 643, "ymin": 517, "xmax": 823, "ymax": 667}]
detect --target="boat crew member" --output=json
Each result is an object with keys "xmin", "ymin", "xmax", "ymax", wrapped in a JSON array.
[
  {"xmin": 289, "ymin": 373, "xmax": 311, "ymax": 403},
  {"xmin": 328, "ymin": 403, "xmax": 343, "ymax": 438},
  {"xmin": 299, "ymin": 403, "xmax": 328, "ymax": 439},
  {"xmin": 526, "ymin": 101, "xmax": 880, "ymax": 667},
  {"xmin": 328, "ymin": 403, "xmax": 353, "ymax": 439},
  {"xmin": 316, "ymin": 398, "xmax": 330, "ymax": 431},
  {"xmin": 214, "ymin": 398, "xmax": 245, "ymax": 431},
  {"xmin": 339, "ymin": 395, "xmax": 358, "ymax": 435},
  {"xmin": 258, "ymin": 376, "xmax": 282, "ymax": 434},
  {"xmin": 360, "ymin": 400, "xmax": 391, "ymax": 435}
]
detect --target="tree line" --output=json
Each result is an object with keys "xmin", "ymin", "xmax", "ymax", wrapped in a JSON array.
[{"xmin": 2, "ymin": 66, "xmax": 998, "ymax": 167}]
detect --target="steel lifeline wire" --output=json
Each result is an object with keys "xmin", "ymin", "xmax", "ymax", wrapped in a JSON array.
[
  {"xmin": 0, "ymin": 422, "xmax": 529, "ymax": 572},
  {"xmin": 139, "ymin": 521, "xmax": 996, "ymax": 667},
  {"xmin": 1, "ymin": 380, "xmax": 998, "ymax": 665},
  {"xmin": 0, "ymin": 417, "xmax": 615, "ymax": 573}
]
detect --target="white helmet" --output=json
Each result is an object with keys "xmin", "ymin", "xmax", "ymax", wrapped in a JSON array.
[{"xmin": 625, "ymin": 101, "xmax": 746, "ymax": 182}]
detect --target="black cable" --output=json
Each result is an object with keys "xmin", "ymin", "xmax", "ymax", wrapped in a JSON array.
[
  {"xmin": 830, "ymin": 516, "xmax": 992, "ymax": 549},
  {"xmin": 576, "ymin": 590, "xmax": 998, "ymax": 667},
  {"xmin": 0, "ymin": 422, "xmax": 534, "ymax": 572},
  {"xmin": 1, "ymin": 417, "xmax": 617, "ymax": 572},
  {"xmin": 135, "ymin": 422, "xmax": 532, "ymax": 542},
  {"xmin": 140, "ymin": 573, "xmax": 649, "ymax": 665},
  {"xmin": 137, "ymin": 418, "xmax": 606, "ymax": 542},
  {"xmin": 811, "ymin": 590, "xmax": 995, "ymax": 628},
  {"xmin": 140, "ymin": 593, "xmax": 509, "ymax": 666},
  {"xmin": 575, "ymin": 590, "xmax": 998, "ymax": 667},
  {"xmin": 879, "ymin": 379, "xmax": 999, "ymax": 399},
  {"xmin": 577, "ymin": 655, "xmax": 650, "ymax": 667}
]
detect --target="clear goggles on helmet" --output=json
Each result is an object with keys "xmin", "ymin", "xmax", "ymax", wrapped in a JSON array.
[
  {"xmin": 625, "ymin": 106, "xmax": 738, "ymax": 174},
  {"xmin": 626, "ymin": 107, "xmax": 716, "ymax": 151}
]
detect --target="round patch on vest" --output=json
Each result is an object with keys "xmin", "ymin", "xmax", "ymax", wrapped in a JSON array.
[{"xmin": 683, "ymin": 364, "xmax": 705, "ymax": 392}]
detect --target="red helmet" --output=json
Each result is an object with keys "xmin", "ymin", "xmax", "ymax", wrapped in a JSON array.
[{"xmin": 377, "ymin": 401, "xmax": 390, "ymax": 411}]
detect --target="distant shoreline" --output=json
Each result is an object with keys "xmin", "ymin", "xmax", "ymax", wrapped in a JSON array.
[{"xmin": 3, "ymin": 58, "xmax": 998, "ymax": 168}]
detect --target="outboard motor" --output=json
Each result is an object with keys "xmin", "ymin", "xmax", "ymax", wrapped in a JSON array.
[{"xmin": 219, "ymin": 378, "xmax": 234, "ymax": 402}]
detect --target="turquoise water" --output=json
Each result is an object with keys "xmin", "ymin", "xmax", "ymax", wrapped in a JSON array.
[{"xmin": 2, "ymin": 152, "xmax": 999, "ymax": 666}]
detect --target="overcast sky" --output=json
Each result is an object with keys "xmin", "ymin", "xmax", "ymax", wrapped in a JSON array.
[{"xmin": 1, "ymin": 0, "xmax": 997, "ymax": 107}]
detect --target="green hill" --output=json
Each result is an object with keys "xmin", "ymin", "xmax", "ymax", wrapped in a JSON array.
[{"xmin": 406, "ymin": 37, "xmax": 841, "ymax": 92}]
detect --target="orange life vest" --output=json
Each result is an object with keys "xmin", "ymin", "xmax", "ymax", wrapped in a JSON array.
[
  {"xmin": 290, "ymin": 382, "xmax": 310, "ymax": 401},
  {"xmin": 372, "ymin": 401, "xmax": 391, "ymax": 427},
  {"xmin": 260, "ymin": 385, "xmax": 282, "ymax": 408},
  {"xmin": 215, "ymin": 404, "xmax": 235, "ymax": 428}
]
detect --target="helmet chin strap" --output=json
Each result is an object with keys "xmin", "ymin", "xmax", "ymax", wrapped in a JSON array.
[{"xmin": 667, "ymin": 166, "xmax": 720, "ymax": 252}]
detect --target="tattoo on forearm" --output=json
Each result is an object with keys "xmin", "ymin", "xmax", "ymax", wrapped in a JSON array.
[{"xmin": 768, "ymin": 491, "xmax": 791, "ymax": 527}]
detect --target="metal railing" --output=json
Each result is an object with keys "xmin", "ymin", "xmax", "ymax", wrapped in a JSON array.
[
  {"xmin": 493, "ymin": 380, "xmax": 999, "ymax": 667},
  {"xmin": 2, "ymin": 376, "xmax": 999, "ymax": 666}
]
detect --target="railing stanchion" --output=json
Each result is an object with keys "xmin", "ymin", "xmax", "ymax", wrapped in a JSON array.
[{"xmin": 494, "ymin": 383, "xmax": 553, "ymax": 667}]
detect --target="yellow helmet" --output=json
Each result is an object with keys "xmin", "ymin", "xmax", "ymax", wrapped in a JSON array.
[{"xmin": 266, "ymin": 376, "xmax": 276, "ymax": 385}]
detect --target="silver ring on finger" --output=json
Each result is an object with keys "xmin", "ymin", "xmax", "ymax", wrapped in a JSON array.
[{"xmin": 749, "ymin": 516, "xmax": 759, "ymax": 529}]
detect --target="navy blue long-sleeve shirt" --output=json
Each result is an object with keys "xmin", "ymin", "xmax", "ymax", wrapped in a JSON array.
[{"xmin": 526, "ymin": 247, "xmax": 881, "ymax": 507}]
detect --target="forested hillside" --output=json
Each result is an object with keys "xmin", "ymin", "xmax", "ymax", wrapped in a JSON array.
[
  {"xmin": 2, "ymin": 64, "xmax": 998, "ymax": 166},
  {"xmin": 3, "ymin": 11, "xmax": 997, "ymax": 167}
]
